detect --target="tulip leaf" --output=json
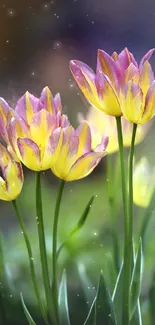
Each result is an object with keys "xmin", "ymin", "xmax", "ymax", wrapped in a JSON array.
[
  {"xmin": 95, "ymin": 271, "xmax": 117, "ymax": 325},
  {"xmin": 129, "ymin": 239, "xmax": 143, "ymax": 320},
  {"xmin": 77, "ymin": 263, "xmax": 95, "ymax": 304},
  {"xmin": 149, "ymin": 269, "xmax": 155, "ymax": 324},
  {"xmin": 83, "ymin": 298, "xmax": 96, "ymax": 325},
  {"xmin": 130, "ymin": 300, "xmax": 142, "ymax": 325},
  {"xmin": 57, "ymin": 195, "xmax": 95, "ymax": 258},
  {"xmin": 20, "ymin": 293, "xmax": 36, "ymax": 325},
  {"xmin": 58, "ymin": 270, "xmax": 70, "ymax": 325},
  {"xmin": 112, "ymin": 263, "xmax": 123, "ymax": 325}
]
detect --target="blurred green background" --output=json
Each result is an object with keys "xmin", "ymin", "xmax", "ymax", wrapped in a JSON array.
[{"xmin": 1, "ymin": 0, "xmax": 155, "ymax": 324}]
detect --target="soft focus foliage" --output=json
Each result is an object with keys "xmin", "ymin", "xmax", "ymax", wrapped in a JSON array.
[
  {"xmin": 133, "ymin": 157, "xmax": 155, "ymax": 208},
  {"xmin": 79, "ymin": 107, "xmax": 150, "ymax": 154}
]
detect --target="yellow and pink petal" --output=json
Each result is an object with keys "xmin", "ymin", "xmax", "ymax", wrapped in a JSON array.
[
  {"xmin": 29, "ymin": 109, "xmax": 56, "ymax": 152},
  {"xmin": 121, "ymin": 81, "xmax": 143, "ymax": 123},
  {"xmin": 139, "ymin": 48, "xmax": 155, "ymax": 68},
  {"xmin": 17, "ymin": 138, "xmax": 41, "ymax": 171},
  {"xmin": 66, "ymin": 151, "xmax": 106, "ymax": 181},
  {"xmin": 142, "ymin": 81, "xmax": 155, "ymax": 123},
  {"xmin": 97, "ymin": 49, "xmax": 120, "ymax": 90},
  {"xmin": 15, "ymin": 91, "xmax": 39, "ymax": 124},
  {"xmin": 95, "ymin": 71, "xmax": 121, "ymax": 116},
  {"xmin": 70, "ymin": 60, "xmax": 99, "ymax": 108}
]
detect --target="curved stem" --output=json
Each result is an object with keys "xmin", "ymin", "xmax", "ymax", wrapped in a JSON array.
[
  {"xmin": 116, "ymin": 117, "xmax": 129, "ymax": 324},
  {"xmin": 128, "ymin": 123, "xmax": 137, "ymax": 286},
  {"xmin": 107, "ymin": 154, "xmax": 120, "ymax": 273},
  {"xmin": 12, "ymin": 199, "xmax": 48, "ymax": 324},
  {"xmin": 35, "ymin": 172, "xmax": 53, "ymax": 323},
  {"xmin": 52, "ymin": 180, "xmax": 65, "ymax": 324}
]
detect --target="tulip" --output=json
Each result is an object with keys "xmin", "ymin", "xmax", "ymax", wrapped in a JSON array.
[
  {"xmin": 70, "ymin": 48, "xmax": 155, "ymax": 123},
  {"xmin": 0, "ymin": 143, "xmax": 23, "ymax": 201},
  {"xmin": 51, "ymin": 122, "xmax": 108, "ymax": 181},
  {"xmin": 133, "ymin": 157, "xmax": 155, "ymax": 207},
  {"xmin": 79, "ymin": 106, "xmax": 151, "ymax": 153},
  {"xmin": 0, "ymin": 87, "xmax": 70, "ymax": 171}
]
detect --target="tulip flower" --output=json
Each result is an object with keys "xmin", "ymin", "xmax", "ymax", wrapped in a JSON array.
[
  {"xmin": 133, "ymin": 157, "xmax": 155, "ymax": 207},
  {"xmin": 79, "ymin": 107, "xmax": 151, "ymax": 154},
  {"xmin": 51, "ymin": 122, "xmax": 108, "ymax": 181},
  {"xmin": 0, "ymin": 87, "xmax": 70, "ymax": 171},
  {"xmin": 0, "ymin": 143, "xmax": 23, "ymax": 201},
  {"xmin": 70, "ymin": 48, "xmax": 155, "ymax": 123}
]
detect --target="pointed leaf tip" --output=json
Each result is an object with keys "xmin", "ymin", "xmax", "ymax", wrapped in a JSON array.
[
  {"xmin": 129, "ymin": 239, "xmax": 143, "ymax": 320},
  {"xmin": 95, "ymin": 271, "xmax": 117, "ymax": 325},
  {"xmin": 20, "ymin": 293, "xmax": 36, "ymax": 325},
  {"xmin": 59, "ymin": 270, "xmax": 71, "ymax": 325}
]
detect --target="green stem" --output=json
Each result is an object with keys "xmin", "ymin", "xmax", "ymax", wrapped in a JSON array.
[
  {"xmin": 116, "ymin": 116, "xmax": 129, "ymax": 324},
  {"xmin": 35, "ymin": 172, "xmax": 53, "ymax": 324},
  {"xmin": 12, "ymin": 199, "xmax": 48, "ymax": 324},
  {"xmin": 107, "ymin": 155, "xmax": 120, "ymax": 272},
  {"xmin": 52, "ymin": 180, "xmax": 65, "ymax": 324},
  {"xmin": 128, "ymin": 123, "xmax": 137, "ymax": 289}
]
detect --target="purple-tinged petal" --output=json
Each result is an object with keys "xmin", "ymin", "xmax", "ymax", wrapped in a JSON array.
[
  {"xmin": 117, "ymin": 48, "xmax": 138, "ymax": 69},
  {"xmin": 139, "ymin": 60, "xmax": 154, "ymax": 96},
  {"xmin": 122, "ymin": 63, "xmax": 139, "ymax": 84},
  {"xmin": 95, "ymin": 70, "xmax": 121, "ymax": 116},
  {"xmin": 112, "ymin": 51, "xmax": 118, "ymax": 61},
  {"xmin": 48, "ymin": 127, "xmax": 63, "ymax": 153},
  {"xmin": 70, "ymin": 60, "xmax": 99, "ymax": 108},
  {"xmin": 51, "ymin": 126, "xmax": 79, "ymax": 179},
  {"xmin": 53, "ymin": 93, "xmax": 62, "ymax": 113},
  {"xmin": 15, "ymin": 92, "xmax": 39, "ymax": 124},
  {"xmin": 95, "ymin": 135, "xmax": 109, "ymax": 152},
  {"xmin": 38, "ymin": 86, "xmax": 56, "ymax": 114},
  {"xmin": 30, "ymin": 109, "xmax": 56, "ymax": 151},
  {"xmin": 75, "ymin": 121, "xmax": 91, "ymax": 157},
  {"xmin": 0, "ymin": 98, "xmax": 11, "ymax": 142},
  {"xmin": 17, "ymin": 138, "xmax": 41, "ymax": 171},
  {"xmin": 142, "ymin": 81, "xmax": 155, "ymax": 122},
  {"xmin": 97, "ymin": 49, "xmax": 121, "ymax": 89},
  {"xmin": 121, "ymin": 81, "xmax": 143, "ymax": 123},
  {"xmin": 139, "ymin": 48, "xmax": 155, "ymax": 68},
  {"xmin": 66, "ymin": 151, "xmax": 106, "ymax": 181},
  {"xmin": 70, "ymin": 60, "xmax": 96, "ymax": 82},
  {"xmin": 56, "ymin": 112, "xmax": 70, "ymax": 128}
]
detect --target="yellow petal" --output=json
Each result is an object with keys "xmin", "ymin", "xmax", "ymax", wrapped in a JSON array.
[
  {"xmin": 51, "ymin": 126, "xmax": 78, "ymax": 179},
  {"xmin": 66, "ymin": 152, "xmax": 105, "ymax": 181},
  {"xmin": 17, "ymin": 138, "xmax": 41, "ymax": 171},
  {"xmin": 6, "ymin": 161, "xmax": 23, "ymax": 200},
  {"xmin": 120, "ymin": 81, "xmax": 143, "ymax": 123},
  {"xmin": 0, "ymin": 178, "xmax": 10, "ymax": 201}
]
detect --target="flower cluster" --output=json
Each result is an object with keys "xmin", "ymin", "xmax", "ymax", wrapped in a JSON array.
[
  {"xmin": 0, "ymin": 48, "xmax": 155, "ymax": 203},
  {"xmin": 133, "ymin": 157, "xmax": 155, "ymax": 208},
  {"xmin": 70, "ymin": 48, "xmax": 155, "ymax": 124},
  {"xmin": 0, "ymin": 87, "xmax": 108, "ymax": 200}
]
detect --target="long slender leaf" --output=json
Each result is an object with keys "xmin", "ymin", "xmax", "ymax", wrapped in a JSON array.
[
  {"xmin": 112, "ymin": 263, "xmax": 123, "ymax": 325},
  {"xmin": 84, "ymin": 298, "xmax": 96, "ymax": 325},
  {"xmin": 57, "ymin": 195, "xmax": 95, "ymax": 258},
  {"xmin": 148, "ymin": 269, "xmax": 155, "ymax": 325},
  {"xmin": 130, "ymin": 299, "xmax": 142, "ymax": 325},
  {"xmin": 96, "ymin": 271, "xmax": 117, "ymax": 325},
  {"xmin": 78, "ymin": 263, "xmax": 95, "ymax": 304},
  {"xmin": 129, "ymin": 239, "xmax": 143, "ymax": 320},
  {"xmin": 20, "ymin": 293, "xmax": 36, "ymax": 325},
  {"xmin": 58, "ymin": 270, "xmax": 70, "ymax": 325}
]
